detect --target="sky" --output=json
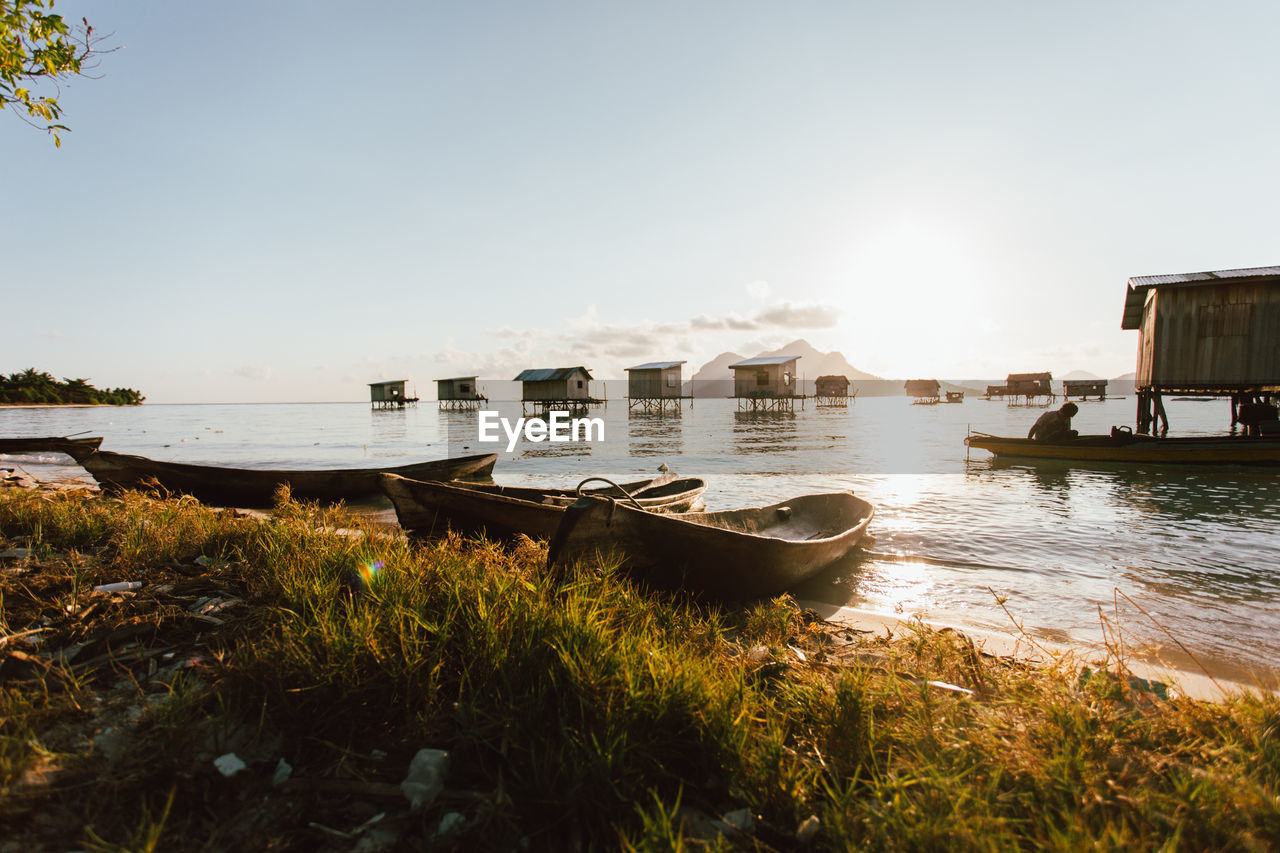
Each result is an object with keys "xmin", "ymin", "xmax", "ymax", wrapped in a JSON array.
[{"xmin": 6, "ymin": 0, "xmax": 1280, "ymax": 403}]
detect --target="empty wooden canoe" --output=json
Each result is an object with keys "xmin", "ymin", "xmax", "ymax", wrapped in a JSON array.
[
  {"xmin": 380, "ymin": 473, "xmax": 707, "ymax": 541},
  {"xmin": 547, "ymin": 491, "xmax": 874, "ymax": 599},
  {"xmin": 76, "ymin": 450, "xmax": 498, "ymax": 506}
]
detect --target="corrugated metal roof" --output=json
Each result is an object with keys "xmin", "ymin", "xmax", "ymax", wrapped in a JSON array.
[
  {"xmin": 626, "ymin": 361, "xmax": 685, "ymax": 371},
  {"xmin": 1129, "ymin": 265, "xmax": 1280, "ymax": 288},
  {"xmin": 368, "ymin": 379, "xmax": 407, "ymax": 386},
  {"xmin": 435, "ymin": 376, "xmax": 477, "ymax": 382},
  {"xmin": 513, "ymin": 367, "xmax": 593, "ymax": 382},
  {"xmin": 1122, "ymin": 265, "xmax": 1280, "ymax": 329},
  {"xmin": 729, "ymin": 355, "xmax": 799, "ymax": 368}
]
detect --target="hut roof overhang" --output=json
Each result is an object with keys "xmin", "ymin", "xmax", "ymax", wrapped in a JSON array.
[
  {"xmin": 626, "ymin": 361, "xmax": 686, "ymax": 371},
  {"xmin": 368, "ymin": 379, "xmax": 408, "ymax": 387},
  {"xmin": 513, "ymin": 367, "xmax": 593, "ymax": 382},
  {"xmin": 1121, "ymin": 265, "xmax": 1280, "ymax": 330},
  {"xmin": 435, "ymin": 376, "xmax": 477, "ymax": 382},
  {"xmin": 729, "ymin": 356, "xmax": 799, "ymax": 368}
]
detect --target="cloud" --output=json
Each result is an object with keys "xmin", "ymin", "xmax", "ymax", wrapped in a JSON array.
[
  {"xmin": 428, "ymin": 298, "xmax": 841, "ymax": 377},
  {"xmin": 232, "ymin": 366, "xmax": 274, "ymax": 381},
  {"xmin": 753, "ymin": 302, "xmax": 840, "ymax": 328}
]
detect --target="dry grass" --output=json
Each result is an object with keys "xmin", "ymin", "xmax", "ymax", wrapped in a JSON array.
[{"xmin": 1, "ymin": 485, "xmax": 1278, "ymax": 851}]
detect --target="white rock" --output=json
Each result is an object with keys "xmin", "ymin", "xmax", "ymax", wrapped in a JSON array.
[
  {"xmin": 213, "ymin": 752, "xmax": 247, "ymax": 777},
  {"xmin": 272, "ymin": 758, "xmax": 293, "ymax": 786}
]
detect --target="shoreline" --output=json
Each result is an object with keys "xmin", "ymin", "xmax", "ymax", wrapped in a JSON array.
[
  {"xmin": 797, "ymin": 600, "xmax": 1277, "ymax": 703},
  {"xmin": 2, "ymin": 468, "xmax": 1271, "ymax": 703}
]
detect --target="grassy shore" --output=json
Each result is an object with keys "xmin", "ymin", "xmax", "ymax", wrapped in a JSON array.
[{"xmin": 1, "ymin": 486, "xmax": 1278, "ymax": 851}]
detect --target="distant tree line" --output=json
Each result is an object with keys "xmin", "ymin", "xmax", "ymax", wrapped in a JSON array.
[{"xmin": 0, "ymin": 368, "xmax": 144, "ymax": 405}]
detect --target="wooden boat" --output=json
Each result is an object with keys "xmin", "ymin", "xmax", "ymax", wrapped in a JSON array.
[
  {"xmin": 965, "ymin": 432, "xmax": 1280, "ymax": 465},
  {"xmin": 0, "ymin": 436, "xmax": 103, "ymax": 457},
  {"xmin": 380, "ymin": 473, "xmax": 707, "ymax": 541},
  {"xmin": 75, "ymin": 450, "xmax": 498, "ymax": 506},
  {"xmin": 547, "ymin": 490, "xmax": 874, "ymax": 599}
]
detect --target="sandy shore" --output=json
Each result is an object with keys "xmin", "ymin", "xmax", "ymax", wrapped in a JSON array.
[{"xmin": 797, "ymin": 599, "xmax": 1276, "ymax": 703}]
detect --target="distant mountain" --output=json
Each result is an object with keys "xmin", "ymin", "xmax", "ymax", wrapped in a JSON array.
[
  {"xmin": 1061, "ymin": 369, "xmax": 1104, "ymax": 381},
  {"xmin": 687, "ymin": 339, "xmax": 880, "ymax": 398},
  {"xmin": 757, "ymin": 339, "xmax": 882, "ymax": 381},
  {"xmin": 689, "ymin": 351, "xmax": 747, "ymax": 383},
  {"xmin": 1111, "ymin": 372, "xmax": 1136, "ymax": 382}
]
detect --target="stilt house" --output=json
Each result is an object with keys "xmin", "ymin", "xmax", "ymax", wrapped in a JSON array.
[{"xmin": 514, "ymin": 367, "xmax": 593, "ymax": 401}]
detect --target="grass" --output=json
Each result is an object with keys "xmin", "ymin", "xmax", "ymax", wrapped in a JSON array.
[{"xmin": 1, "ymin": 484, "xmax": 1278, "ymax": 850}]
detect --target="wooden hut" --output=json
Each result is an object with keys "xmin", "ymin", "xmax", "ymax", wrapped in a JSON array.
[
  {"xmin": 1121, "ymin": 265, "xmax": 1280, "ymax": 433},
  {"xmin": 1005, "ymin": 372, "xmax": 1053, "ymax": 404},
  {"xmin": 904, "ymin": 379, "xmax": 940, "ymax": 404},
  {"xmin": 729, "ymin": 356, "xmax": 801, "ymax": 411},
  {"xmin": 814, "ymin": 375, "xmax": 852, "ymax": 406},
  {"xmin": 369, "ymin": 379, "xmax": 418, "ymax": 409},
  {"xmin": 1063, "ymin": 379, "xmax": 1107, "ymax": 401},
  {"xmin": 436, "ymin": 376, "xmax": 487, "ymax": 410},
  {"xmin": 514, "ymin": 366, "xmax": 601, "ymax": 414},
  {"xmin": 625, "ymin": 361, "xmax": 689, "ymax": 413}
]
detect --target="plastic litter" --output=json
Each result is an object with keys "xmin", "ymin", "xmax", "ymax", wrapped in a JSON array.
[
  {"xmin": 400, "ymin": 748, "xmax": 449, "ymax": 810},
  {"xmin": 93, "ymin": 581, "xmax": 142, "ymax": 593},
  {"xmin": 214, "ymin": 752, "xmax": 247, "ymax": 777}
]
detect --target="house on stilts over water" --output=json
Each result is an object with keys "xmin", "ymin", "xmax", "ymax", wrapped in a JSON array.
[
  {"xmin": 369, "ymin": 379, "xmax": 418, "ymax": 409},
  {"xmin": 1122, "ymin": 264, "xmax": 1280, "ymax": 435},
  {"xmin": 514, "ymin": 366, "xmax": 604, "ymax": 416},
  {"xmin": 436, "ymin": 376, "xmax": 487, "ymax": 410},
  {"xmin": 625, "ymin": 361, "xmax": 691, "ymax": 414},
  {"xmin": 729, "ymin": 355, "xmax": 804, "ymax": 411}
]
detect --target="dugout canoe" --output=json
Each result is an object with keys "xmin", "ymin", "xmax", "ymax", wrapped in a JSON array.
[
  {"xmin": 0, "ymin": 436, "xmax": 103, "ymax": 458},
  {"xmin": 964, "ymin": 432, "xmax": 1280, "ymax": 465},
  {"xmin": 75, "ymin": 449, "xmax": 498, "ymax": 506},
  {"xmin": 380, "ymin": 472, "xmax": 707, "ymax": 541},
  {"xmin": 547, "ymin": 489, "xmax": 875, "ymax": 599}
]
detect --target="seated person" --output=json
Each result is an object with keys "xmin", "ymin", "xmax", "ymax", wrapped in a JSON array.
[{"xmin": 1028, "ymin": 402, "xmax": 1079, "ymax": 441}]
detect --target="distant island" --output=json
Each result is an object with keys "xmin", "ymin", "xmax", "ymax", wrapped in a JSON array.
[{"xmin": 1, "ymin": 369, "xmax": 144, "ymax": 406}]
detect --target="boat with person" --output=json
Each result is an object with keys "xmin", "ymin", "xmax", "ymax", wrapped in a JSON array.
[
  {"xmin": 380, "ymin": 472, "xmax": 707, "ymax": 541},
  {"xmin": 72, "ymin": 449, "xmax": 498, "ymax": 506},
  {"xmin": 0, "ymin": 436, "xmax": 104, "ymax": 456},
  {"xmin": 547, "ymin": 482, "xmax": 874, "ymax": 599},
  {"xmin": 965, "ymin": 431, "xmax": 1280, "ymax": 465}
]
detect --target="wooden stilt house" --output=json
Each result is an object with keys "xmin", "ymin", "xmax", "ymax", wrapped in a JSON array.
[
  {"xmin": 625, "ymin": 361, "xmax": 689, "ymax": 413},
  {"xmin": 905, "ymin": 379, "xmax": 941, "ymax": 404},
  {"xmin": 729, "ymin": 356, "xmax": 802, "ymax": 411},
  {"xmin": 436, "ymin": 376, "xmax": 487, "ymax": 410},
  {"xmin": 514, "ymin": 367, "xmax": 602, "ymax": 414},
  {"xmin": 1121, "ymin": 265, "xmax": 1280, "ymax": 434},
  {"xmin": 369, "ymin": 379, "xmax": 418, "ymax": 409}
]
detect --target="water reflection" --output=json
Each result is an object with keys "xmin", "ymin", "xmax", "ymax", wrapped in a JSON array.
[
  {"xmin": 627, "ymin": 410, "xmax": 684, "ymax": 457},
  {"xmin": 732, "ymin": 410, "xmax": 798, "ymax": 456}
]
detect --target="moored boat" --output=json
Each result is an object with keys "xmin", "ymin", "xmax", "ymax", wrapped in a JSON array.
[
  {"xmin": 547, "ymin": 488, "xmax": 874, "ymax": 599},
  {"xmin": 380, "ymin": 473, "xmax": 707, "ymax": 541},
  {"xmin": 0, "ymin": 436, "xmax": 103, "ymax": 458},
  {"xmin": 75, "ymin": 450, "xmax": 498, "ymax": 506},
  {"xmin": 965, "ymin": 432, "xmax": 1280, "ymax": 465}
]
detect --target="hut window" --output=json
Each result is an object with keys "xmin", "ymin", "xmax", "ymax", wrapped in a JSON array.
[
  {"xmin": 756, "ymin": 371, "xmax": 769, "ymax": 386},
  {"xmin": 666, "ymin": 375, "xmax": 678, "ymax": 388},
  {"xmin": 460, "ymin": 383, "xmax": 471, "ymax": 393},
  {"xmin": 577, "ymin": 380, "xmax": 584, "ymax": 389},
  {"xmin": 1197, "ymin": 303, "xmax": 1252, "ymax": 338},
  {"xmin": 783, "ymin": 372, "xmax": 791, "ymax": 385}
]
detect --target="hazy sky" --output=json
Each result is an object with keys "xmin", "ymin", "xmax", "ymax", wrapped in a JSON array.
[{"xmin": 7, "ymin": 1, "xmax": 1279, "ymax": 402}]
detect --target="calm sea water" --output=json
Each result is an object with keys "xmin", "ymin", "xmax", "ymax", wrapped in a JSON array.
[{"xmin": 3, "ymin": 396, "xmax": 1278, "ymax": 681}]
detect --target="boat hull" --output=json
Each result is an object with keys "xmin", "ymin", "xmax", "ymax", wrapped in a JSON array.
[
  {"xmin": 548, "ymin": 491, "xmax": 874, "ymax": 599},
  {"xmin": 0, "ymin": 436, "xmax": 103, "ymax": 459},
  {"xmin": 380, "ymin": 474, "xmax": 707, "ymax": 541},
  {"xmin": 966, "ymin": 434, "xmax": 1280, "ymax": 465},
  {"xmin": 77, "ymin": 450, "xmax": 498, "ymax": 506}
]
